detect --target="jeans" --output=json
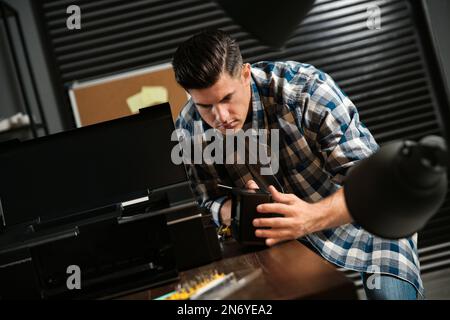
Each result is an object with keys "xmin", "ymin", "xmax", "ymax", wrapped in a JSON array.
[{"xmin": 360, "ymin": 272, "xmax": 418, "ymax": 300}]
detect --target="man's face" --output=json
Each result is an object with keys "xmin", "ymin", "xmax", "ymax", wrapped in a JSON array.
[{"xmin": 188, "ymin": 63, "xmax": 252, "ymax": 134}]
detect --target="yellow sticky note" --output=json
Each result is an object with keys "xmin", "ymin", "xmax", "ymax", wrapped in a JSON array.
[
  {"xmin": 126, "ymin": 92, "xmax": 145, "ymax": 114},
  {"xmin": 141, "ymin": 86, "xmax": 169, "ymax": 107}
]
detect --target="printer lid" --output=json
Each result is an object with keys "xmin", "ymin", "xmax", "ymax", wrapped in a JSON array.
[{"xmin": 0, "ymin": 103, "xmax": 188, "ymax": 228}]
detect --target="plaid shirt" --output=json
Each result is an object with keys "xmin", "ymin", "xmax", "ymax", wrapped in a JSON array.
[{"xmin": 175, "ymin": 61, "xmax": 423, "ymax": 297}]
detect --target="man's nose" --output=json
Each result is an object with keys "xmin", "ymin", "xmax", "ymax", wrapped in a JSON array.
[{"xmin": 214, "ymin": 104, "xmax": 230, "ymax": 123}]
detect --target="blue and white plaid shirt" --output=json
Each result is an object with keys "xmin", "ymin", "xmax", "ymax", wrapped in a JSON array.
[{"xmin": 175, "ymin": 61, "xmax": 423, "ymax": 297}]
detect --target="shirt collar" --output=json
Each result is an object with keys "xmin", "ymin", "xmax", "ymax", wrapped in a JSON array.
[{"xmin": 249, "ymin": 73, "xmax": 268, "ymax": 131}]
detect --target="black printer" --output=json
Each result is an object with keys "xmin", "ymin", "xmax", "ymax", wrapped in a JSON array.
[{"xmin": 0, "ymin": 103, "xmax": 221, "ymax": 299}]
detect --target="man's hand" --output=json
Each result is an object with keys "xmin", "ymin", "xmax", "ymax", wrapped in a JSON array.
[
  {"xmin": 253, "ymin": 185, "xmax": 353, "ymax": 246},
  {"xmin": 219, "ymin": 180, "xmax": 259, "ymax": 226},
  {"xmin": 219, "ymin": 199, "xmax": 232, "ymax": 226}
]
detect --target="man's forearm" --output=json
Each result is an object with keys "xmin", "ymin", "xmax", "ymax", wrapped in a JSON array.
[
  {"xmin": 222, "ymin": 187, "xmax": 353, "ymax": 230},
  {"xmin": 220, "ymin": 199, "xmax": 232, "ymax": 226},
  {"xmin": 253, "ymin": 185, "xmax": 354, "ymax": 246},
  {"xmin": 310, "ymin": 187, "xmax": 353, "ymax": 233}
]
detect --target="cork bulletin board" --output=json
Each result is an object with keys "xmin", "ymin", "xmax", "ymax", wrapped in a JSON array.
[{"xmin": 68, "ymin": 63, "xmax": 189, "ymax": 127}]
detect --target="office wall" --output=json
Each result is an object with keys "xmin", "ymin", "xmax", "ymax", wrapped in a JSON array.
[
  {"xmin": 425, "ymin": 0, "xmax": 450, "ymax": 96},
  {"xmin": 34, "ymin": 0, "xmax": 446, "ymax": 143},
  {"xmin": 0, "ymin": 23, "xmax": 23, "ymax": 119},
  {"xmin": 0, "ymin": 0, "xmax": 63, "ymax": 135},
  {"xmin": 1, "ymin": 0, "xmax": 449, "ymax": 138}
]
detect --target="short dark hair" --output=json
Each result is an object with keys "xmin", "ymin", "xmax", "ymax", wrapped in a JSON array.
[{"xmin": 172, "ymin": 29, "xmax": 243, "ymax": 90}]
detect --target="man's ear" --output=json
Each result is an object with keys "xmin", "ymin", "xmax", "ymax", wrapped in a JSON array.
[{"xmin": 241, "ymin": 63, "xmax": 251, "ymax": 84}]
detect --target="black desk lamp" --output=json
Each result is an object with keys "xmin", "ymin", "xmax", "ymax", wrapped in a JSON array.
[
  {"xmin": 216, "ymin": 0, "xmax": 449, "ymax": 239},
  {"xmin": 344, "ymin": 136, "xmax": 448, "ymax": 239},
  {"xmin": 216, "ymin": 0, "xmax": 315, "ymax": 48}
]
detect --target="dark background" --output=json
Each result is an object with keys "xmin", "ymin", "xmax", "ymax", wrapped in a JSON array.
[{"xmin": 1, "ymin": 0, "xmax": 449, "ymax": 298}]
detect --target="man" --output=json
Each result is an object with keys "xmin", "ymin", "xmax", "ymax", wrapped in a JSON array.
[{"xmin": 172, "ymin": 29, "xmax": 422, "ymax": 300}]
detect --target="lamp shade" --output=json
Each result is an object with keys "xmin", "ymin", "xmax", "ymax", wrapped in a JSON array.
[
  {"xmin": 344, "ymin": 136, "xmax": 448, "ymax": 239},
  {"xmin": 215, "ymin": 0, "xmax": 315, "ymax": 48}
]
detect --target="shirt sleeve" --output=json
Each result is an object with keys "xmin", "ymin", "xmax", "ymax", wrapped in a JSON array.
[
  {"xmin": 303, "ymin": 70, "xmax": 379, "ymax": 185},
  {"xmin": 185, "ymin": 160, "xmax": 229, "ymax": 226},
  {"xmin": 201, "ymin": 195, "xmax": 228, "ymax": 226}
]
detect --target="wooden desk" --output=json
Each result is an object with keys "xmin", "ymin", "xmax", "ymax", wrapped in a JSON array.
[{"xmin": 119, "ymin": 240, "xmax": 357, "ymax": 300}]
